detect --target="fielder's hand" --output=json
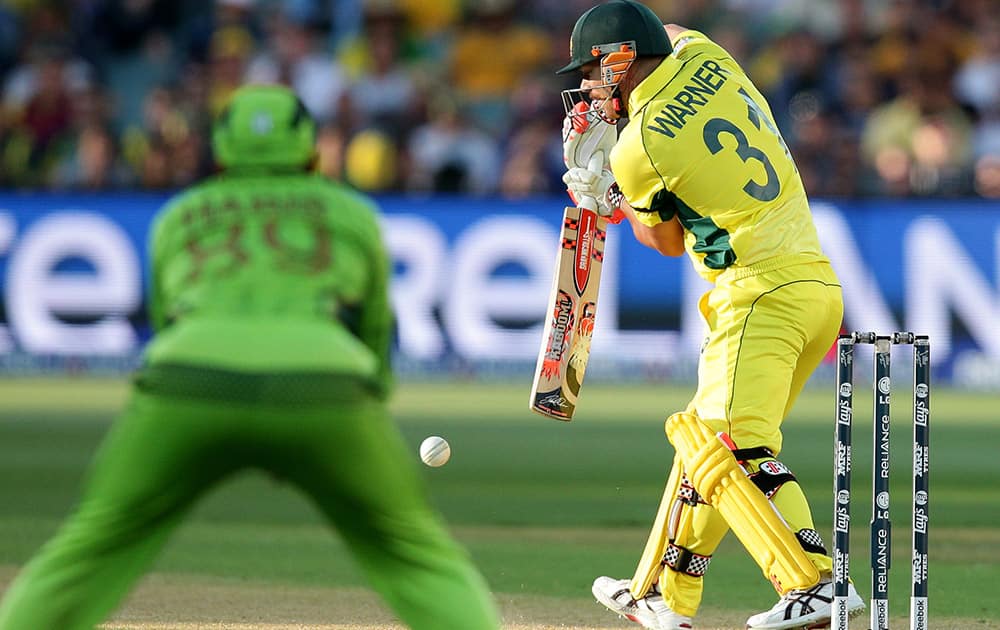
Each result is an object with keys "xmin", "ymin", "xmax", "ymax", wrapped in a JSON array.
[{"xmin": 562, "ymin": 101, "xmax": 617, "ymax": 171}]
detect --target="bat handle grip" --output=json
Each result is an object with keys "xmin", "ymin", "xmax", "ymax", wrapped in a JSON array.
[{"xmin": 578, "ymin": 153, "xmax": 604, "ymax": 212}]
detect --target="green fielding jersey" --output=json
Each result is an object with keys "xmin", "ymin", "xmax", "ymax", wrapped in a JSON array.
[
  {"xmin": 611, "ymin": 30, "xmax": 827, "ymax": 283},
  {"xmin": 145, "ymin": 172, "xmax": 393, "ymax": 395}
]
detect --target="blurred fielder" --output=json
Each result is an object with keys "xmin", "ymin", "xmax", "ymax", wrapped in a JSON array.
[
  {"xmin": 557, "ymin": 2, "xmax": 863, "ymax": 629},
  {"xmin": 0, "ymin": 84, "xmax": 500, "ymax": 630}
]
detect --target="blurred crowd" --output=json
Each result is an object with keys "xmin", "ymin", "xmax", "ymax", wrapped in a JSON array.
[{"xmin": 1, "ymin": 0, "xmax": 999, "ymax": 198}]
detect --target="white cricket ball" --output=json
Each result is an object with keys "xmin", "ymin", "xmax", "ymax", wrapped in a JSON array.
[{"xmin": 419, "ymin": 436, "xmax": 451, "ymax": 467}]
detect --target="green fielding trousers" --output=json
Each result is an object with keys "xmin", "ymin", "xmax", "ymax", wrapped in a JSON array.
[{"xmin": 0, "ymin": 373, "xmax": 499, "ymax": 630}]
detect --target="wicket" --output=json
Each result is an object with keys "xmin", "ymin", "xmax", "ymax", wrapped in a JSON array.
[{"xmin": 833, "ymin": 332, "xmax": 930, "ymax": 630}]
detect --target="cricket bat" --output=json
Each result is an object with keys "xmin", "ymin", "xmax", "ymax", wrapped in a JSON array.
[{"xmin": 529, "ymin": 156, "xmax": 608, "ymax": 421}]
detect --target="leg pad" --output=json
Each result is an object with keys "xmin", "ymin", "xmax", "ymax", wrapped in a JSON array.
[
  {"xmin": 629, "ymin": 460, "xmax": 683, "ymax": 598},
  {"xmin": 665, "ymin": 412, "xmax": 820, "ymax": 594}
]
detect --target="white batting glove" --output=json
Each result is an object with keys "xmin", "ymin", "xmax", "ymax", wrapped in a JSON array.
[
  {"xmin": 563, "ymin": 167, "xmax": 618, "ymax": 217},
  {"xmin": 562, "ymin": 101, "xmax": 617, "ymax": 171}
]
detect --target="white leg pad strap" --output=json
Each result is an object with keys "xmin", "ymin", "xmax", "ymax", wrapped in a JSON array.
[{"xmin": 665, "ymin": 412, "xmax": 820, "ymax": 594}]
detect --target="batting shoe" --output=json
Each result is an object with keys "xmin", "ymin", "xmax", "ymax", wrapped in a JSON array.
[
  {"xmin": 745, "ymin": 577, "xmax": 864, "ymax": 629},
  {"xmin": 592, "ymin": 576, "xmax": 694, "ymax": 630}
]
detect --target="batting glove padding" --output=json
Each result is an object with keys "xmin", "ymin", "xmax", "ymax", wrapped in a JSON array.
[
  {"xmin": 563, "ymin": 167, "xmax": 619, "ymax": 218},
  {"xmin": 562, "ymin": 102, "xmax": 617, "ymax": 171}
]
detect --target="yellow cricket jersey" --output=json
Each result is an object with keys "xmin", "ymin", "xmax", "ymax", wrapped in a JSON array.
[{"xmin": 610, "ymin": 30, "xmax": 828, "ymax": 283}]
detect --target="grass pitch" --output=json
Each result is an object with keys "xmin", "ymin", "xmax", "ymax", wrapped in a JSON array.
[{"xmin": 0, "ymin": 377, "xmax": 998, "ymax": 629}]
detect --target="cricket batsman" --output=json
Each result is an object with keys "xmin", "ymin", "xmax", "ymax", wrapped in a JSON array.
[
  {"xmin": 556, "ymin": 2, "xmax": 864, "ymax": 628},
  {"xmin": 0, "ymin": 84, "xmax": 500, "ymax": 630}
]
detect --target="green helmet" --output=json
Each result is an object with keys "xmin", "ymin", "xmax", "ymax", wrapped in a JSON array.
[
  {"xmin": 211, "ymin": 84, "xmax": 316, "ymax": 170},
  {"xmin": 556, "ymin": 0, "xmax": 672, "ymax": 75}
]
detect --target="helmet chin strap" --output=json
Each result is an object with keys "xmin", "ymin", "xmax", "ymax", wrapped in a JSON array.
[
  {"xmin": 560, "ymin": 83, "xmax": 623, "ymax": 125},
  {"xmin": 593, "ymin": 90, "xmax": 623, "ymax": 124}
]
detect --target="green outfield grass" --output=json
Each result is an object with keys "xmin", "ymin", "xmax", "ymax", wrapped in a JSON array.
[{"xmin": 0, "ymin": 377, "xmax": 998, "ymax": 628}]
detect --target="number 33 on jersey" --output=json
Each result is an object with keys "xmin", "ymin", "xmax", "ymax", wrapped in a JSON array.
[{"xmin": 611, "ymin": 30, "xmax": 827, "ymax": 283}]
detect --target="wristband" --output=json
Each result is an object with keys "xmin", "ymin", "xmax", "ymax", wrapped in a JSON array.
[{"xmin": 608, "ymin": 182, "xmax": 625, "ymax": 212}]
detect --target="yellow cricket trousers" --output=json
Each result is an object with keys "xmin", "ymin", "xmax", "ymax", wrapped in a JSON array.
[{"xmin": 661, "ymin": 258, "xmax": 843, "ymax": 616}]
